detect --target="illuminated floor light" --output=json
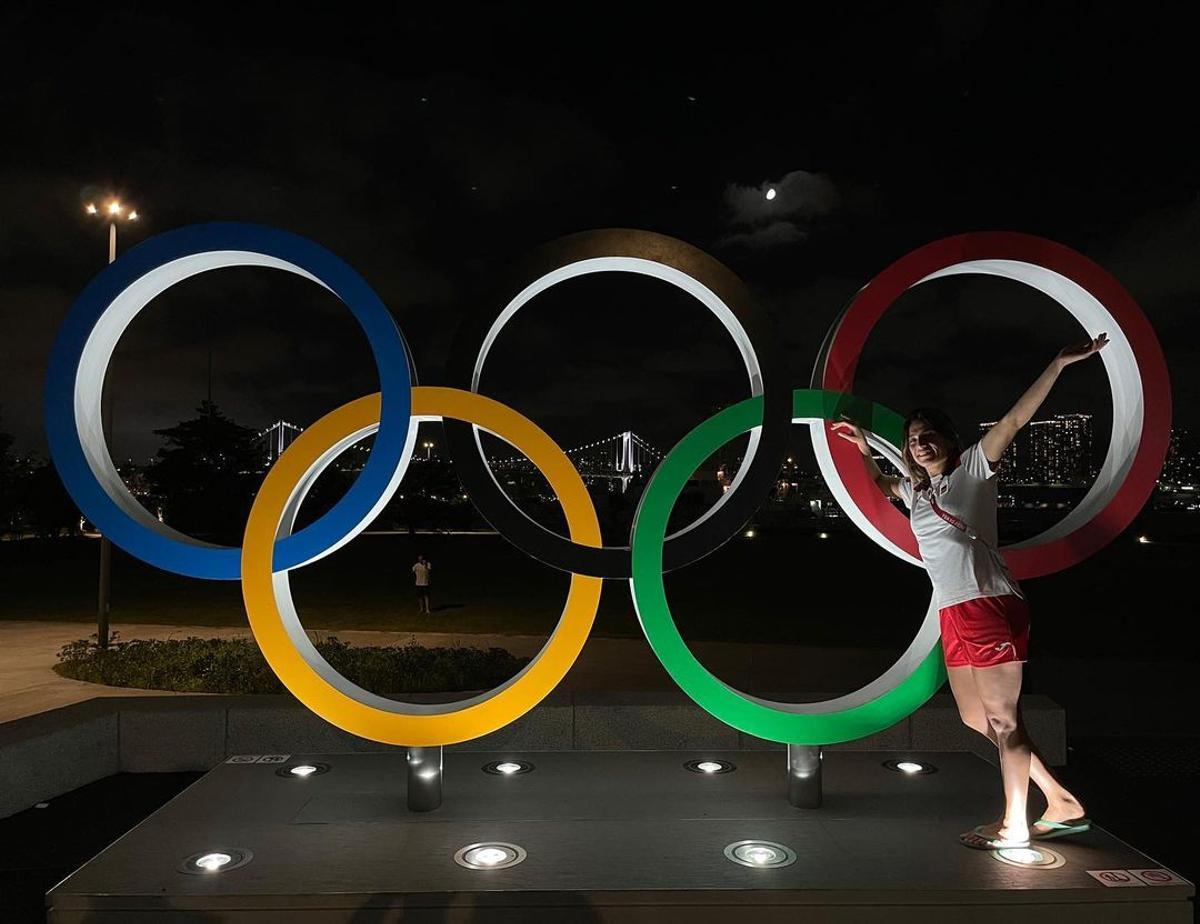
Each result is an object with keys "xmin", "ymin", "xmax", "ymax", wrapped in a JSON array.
[
  {"xmin": 180, "ymin": 848, "xmax": 253, "ymax": 875},
  {"xmin": 1137, "ymin": 535, "xmax": 1151, "ymax": 544},
  {"xmin": 684, "ymin": 758, "xmax": 736, "ymax": 775},
  {"xmin": 817, "ymin": 532, "xmax": 830, "ymax": 539},
  {"xmin": 482, "ymin": 759, "xmax": 535, "ymax": 776},
  {"xmin": 883, "ymin": 759, "xmax": 938, "ymax": 775},
  {"xmin": 724, "ymin": 840, "xmax": 797, "ymax": 869},
  {"xmin": 276, "ymin": 761, "xmax": 330, "ymax": 779},
  {"xmin": 454, "ymin": 842, "xmax": 527, "ymax": 870},
  {"xmin": 196, "ymin": 853, "xmax": 232, "ymax": 872},
  {"xmin": 992, "ymin": 845, "xmax": 1066, "ymax": 870}
]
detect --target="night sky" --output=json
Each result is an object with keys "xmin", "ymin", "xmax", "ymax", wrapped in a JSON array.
[{"xmin": 2, "ymin": 3, "xmax": 1196, "ymax": 469}]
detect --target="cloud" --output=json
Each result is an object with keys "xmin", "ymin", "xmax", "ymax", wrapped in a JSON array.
[
  {"xmin": 717, "ymin": 169, "xmax": 842, "ymax": 251},
  {"xmin": 726, "ymin": 170, "xmax": 842, "ymax": 225},
  {"xmin": 718, "ymin": 222, "xmax": 808, "ymax": 251}
]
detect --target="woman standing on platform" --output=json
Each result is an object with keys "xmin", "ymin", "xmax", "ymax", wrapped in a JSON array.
[{"xmin": 831, "ymin": 333, "xmax": 1108, "ymax": 850}]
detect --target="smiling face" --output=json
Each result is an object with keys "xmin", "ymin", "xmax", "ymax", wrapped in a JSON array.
[{"xmin": 906, "ymin": 422, "xmax": 956, "ymax": 476}]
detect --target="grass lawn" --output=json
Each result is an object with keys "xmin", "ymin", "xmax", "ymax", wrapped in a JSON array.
[{"xmin": 1, "ymin": 529, "xmax": 932, "ymax": 648}]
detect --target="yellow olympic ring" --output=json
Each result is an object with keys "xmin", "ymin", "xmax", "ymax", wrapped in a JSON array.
[{"xmin": 241, "ymin": 386, "xmax": 603, "ymax": 746}]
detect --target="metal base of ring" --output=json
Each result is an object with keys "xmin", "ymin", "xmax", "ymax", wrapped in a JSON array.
[
  {"xmin": 787, "ymin": 744, "xmax": 822, "ymax": 808},
  {"xmin": 407, "ymin": 746, "xmax": 443, "ymax": 812}
]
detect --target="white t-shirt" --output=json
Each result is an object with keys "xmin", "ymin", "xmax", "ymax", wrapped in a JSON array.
[
  {"xmin": 413, "ymin": 561, "xmax": 431, "ymax": 587},
  {"xmin": 898, "ymin": 441, "xmax": 1023, "ymax": 610}
]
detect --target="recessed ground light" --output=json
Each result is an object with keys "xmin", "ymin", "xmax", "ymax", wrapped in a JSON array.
[
  {"xmin": 818, "ymin": 532, "xmax": 830, "ymax": 539},
  {"xmin": 454, "ymin": 842, "xmax": 527, "ymax": 870},
  {"xmin": 179, "ymin": 848, "xmax": 253, "ymax": 875},
  {"xmin": 276, "ymin": 761, "xmax": 330, "ymax": 779},
  {"xmin": 992, "ymin": 845, "xmax": 1066, "ymax": 870},
  {"xmin": 724, "ymin": 840, "xmax": 797, "ymax": 869},
  {"xmin": 482, "ymin": 759, "xmax": 535, "ymax": 775},
  {"xmin": 883, "ymin": 759, "xmax": 938, "ymax": 775},
  {"xmin": 684, "ymin": 759, "xmax": 736, "ymax": 774}
]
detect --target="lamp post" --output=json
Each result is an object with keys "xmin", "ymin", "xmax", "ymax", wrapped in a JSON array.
[{"xmin": 84, "ymin": 198, "xmax": 139, "ymax": 648}]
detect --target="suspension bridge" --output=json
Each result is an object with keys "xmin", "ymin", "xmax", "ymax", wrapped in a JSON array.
[
  {"xmin": 256, "ymin": 420, "xmax": 304, "ymax": 464},
  {"xmin": 492, "ymin": 431, "xmax": 664, "ymax": 492},
  {"xmin": 256, "ymin": 421, "xmax": 664, "ymax": 492}
]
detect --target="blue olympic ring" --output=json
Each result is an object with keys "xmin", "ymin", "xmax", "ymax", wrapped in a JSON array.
[{"xmin": 44, "ymin": 223, "xmax": 413, "ymax": 580}]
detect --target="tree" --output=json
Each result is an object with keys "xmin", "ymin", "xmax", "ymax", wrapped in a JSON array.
[
  {"xmin": 147, "ymin": 401, "xmax": 262, "ymax": 542},
  {"xmin": 0, "ymin": 412, "xmax": 19, "ymax": 535},
  {"xmin": 22, "ymin": 463, "xmax": 80, "ymax": 538}
]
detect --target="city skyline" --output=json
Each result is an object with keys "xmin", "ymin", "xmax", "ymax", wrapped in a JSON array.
[
  {"xmin": 978, "ymin": 413, "xmax": 1096, "ymax": 487},
  {"xmin": 56, "ymin": 411, "xmax": 1198, "ymax": 494}
]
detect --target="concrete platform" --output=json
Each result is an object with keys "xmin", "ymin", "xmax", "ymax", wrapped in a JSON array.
[
  {"xmin": 0, "ymin": 692, "xmax": 1067, "ymax": 818},
  {"xmin": 47, "ymin": 750, "xmax": 1193, "ymax": 922}
]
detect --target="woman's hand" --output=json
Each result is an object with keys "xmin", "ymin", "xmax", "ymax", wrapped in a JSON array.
[
  {"xmin": 831, "ymin": 419, "xmax": 870, "ymax": 455},
  {"xmin": 1056, "ymin": 332, "xmax": 1109, "ymax": 368}
]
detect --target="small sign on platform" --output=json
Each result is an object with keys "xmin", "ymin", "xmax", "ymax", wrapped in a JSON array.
[
  {"xmin": 1129, "ymin": 868, "xmax": 1187, "ymax": 886},
  {"xmin": 226, "ymin": 754, "xmax": 292, "ymax": 764},
  {"xmin": 1087, "ymin": 869, "xmax": 1146, "ymax": 887}
]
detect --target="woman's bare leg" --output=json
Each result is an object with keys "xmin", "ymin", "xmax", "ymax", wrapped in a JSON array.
[
  {"xmin": 971, "ymin": 662, "xmax": 1032, "ymax": 841},
  {"xmin": 946, "ymin": 665, "xmax": 1084, "ymax": 836}
]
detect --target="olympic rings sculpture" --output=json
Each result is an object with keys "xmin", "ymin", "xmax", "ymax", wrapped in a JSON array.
[{"xmin": 45, "ymin": 223, "xmax": 1171, "ymax": 747}]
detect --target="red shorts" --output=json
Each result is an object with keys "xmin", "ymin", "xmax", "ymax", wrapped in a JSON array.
[{"xmin": 938, "ymin": 594, "xmax": 1030, "ymax": 668}]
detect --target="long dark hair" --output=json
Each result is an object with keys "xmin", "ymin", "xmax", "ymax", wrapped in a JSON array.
[{"xmin": 902, "ymin": 407, "xmax": 962, "ymax": 493}]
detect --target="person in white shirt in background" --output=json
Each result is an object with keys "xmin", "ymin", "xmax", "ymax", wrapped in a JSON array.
[
  {"xmin": 832, "ymin": 332, "xmax": 1108, "ymax": 851},
  {"xmin": 413, "ymin": 554, "xmax": 432, "ymax": 615}
]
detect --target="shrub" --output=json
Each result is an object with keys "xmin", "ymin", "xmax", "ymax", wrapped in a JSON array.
[{"xmin": 55, "ymin": 634, "xmax": 528, "ymax": 695}]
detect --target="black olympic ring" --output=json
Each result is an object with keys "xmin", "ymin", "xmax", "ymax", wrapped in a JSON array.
[{"xmin": 444, "ymin": 228, "xmax": 791, "ymax": 578}]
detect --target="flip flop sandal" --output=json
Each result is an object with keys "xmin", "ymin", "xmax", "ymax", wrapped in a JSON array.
[
  {"xmin": 959, "ymin": 830, "xmax": 1031, "ymax": 851},
  {"xmin": 1032, "ymin": 817, "xmax": 1092, "ymax": 840}
]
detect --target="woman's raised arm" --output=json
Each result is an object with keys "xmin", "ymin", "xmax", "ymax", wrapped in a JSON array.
[
  {"xmin": 831, "ymin": 419, "xmax": 903, "ymax": 500},
  {"xmin": 980, "ymin": 333, "xmax": 1109, "ymax": 464}
]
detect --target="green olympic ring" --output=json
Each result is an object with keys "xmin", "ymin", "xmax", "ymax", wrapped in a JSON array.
[{"xmin": 630, "ymin": 389, "xmax": 947, "ymax": 745}]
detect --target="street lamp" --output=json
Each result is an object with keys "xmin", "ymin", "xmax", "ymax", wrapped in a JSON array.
[
  {"xmin": 422, "ymin": 440, "xmax": 434, "ymax": 460},
  {"xmin": 84, "ymin": 198, "xmax": 139, "ymax": 265},
  {"xmin": 83, "ymin": 196, "xmax": 141, "ymax": 648}
]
